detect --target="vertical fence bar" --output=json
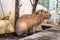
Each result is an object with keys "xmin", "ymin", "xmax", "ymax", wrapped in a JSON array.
[{"xmin": 53, "ymin": 0, "xmax": 58, "ymax": 25}]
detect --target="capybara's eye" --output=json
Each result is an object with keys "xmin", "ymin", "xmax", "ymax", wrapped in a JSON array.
[{"xmin": 45, "ymin": 12, "xmax": 46, "ymax": 13}]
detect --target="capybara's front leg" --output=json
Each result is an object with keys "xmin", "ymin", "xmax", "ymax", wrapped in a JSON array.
[
  {"xmin": 35, "ymin": 24, "xmax": 43, "ymax": 32},
  {"xmin": 32, "ymin": 25, "xmax": 38, "ymax": 34},
  {"xmin": 32, "ymin": 27, "xmax": 36, "ymax": 34}
]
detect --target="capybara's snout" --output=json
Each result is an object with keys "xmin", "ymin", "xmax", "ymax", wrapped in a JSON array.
[
  {"xmin": 46, "ymin": 13, "xmax": 51, "ymax": 19},
  {"xmin": 50, "ymin": 14, "xmax": 51, "ymax": 17}
]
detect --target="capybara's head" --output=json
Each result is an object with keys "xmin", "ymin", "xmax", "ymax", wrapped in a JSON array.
[
  {"xmin": 35, "ymin": 10, "xmax": 51, "ymax": 19},
  {"xmin": 42, "ymin": 10, "xmax": 51, "ymax": 19}
]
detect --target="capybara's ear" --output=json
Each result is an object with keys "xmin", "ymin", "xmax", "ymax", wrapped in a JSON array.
[
  {"xmin": 40, "ymin": 9, "xmax": 44, "ymax": 12},
  {"xmin": 35, "ymin": 10, "xmax": 42, "ymax": 15},
  {"xmin": 33, "ymin": 11, "xmax": 39, "ymax": 14},
  {"xmin": 40, "ymin": 9, "xmax": 48, "ymax": 14}
]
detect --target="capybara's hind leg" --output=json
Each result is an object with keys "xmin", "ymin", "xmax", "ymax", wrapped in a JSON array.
[{"xmin": 16, "ymin": 22, "xmax": 28, "ymax": 36}]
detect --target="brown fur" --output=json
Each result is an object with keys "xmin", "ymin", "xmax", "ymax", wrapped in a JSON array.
[
  {"xmin": 0, "ymin": 12, "xmax": 15, "ymax": 34},
  {"xmin": 16, "ymin": 10, "xmax": 51, "ymax": 35}
]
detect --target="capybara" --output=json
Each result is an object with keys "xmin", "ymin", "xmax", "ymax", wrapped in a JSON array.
[
  {"xmin": 0, "ymin": 20, "xmax": 14, "ymax": 34},
  {"xmin": 2, "ymin": 11, "xmax": 15, "ymax": 26},
  {"xmin": 16, "ymin": 9, "xmax": 51, "ymax": 35},
  {"xmin": 0, "ymin": 11, "xmax": 15, "ymax": 34}
]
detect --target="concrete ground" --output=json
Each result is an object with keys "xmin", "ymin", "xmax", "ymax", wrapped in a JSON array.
[{"xmin": 0, "ymin": 25, "xmax": 60, "ymax": 40}]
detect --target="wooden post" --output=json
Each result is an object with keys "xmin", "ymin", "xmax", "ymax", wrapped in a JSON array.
[
  {"xmin": 15, "ymin": 0, "xmax": 19, "ymax": 29},
  {"xmin": 30, "ymin": 0, "xmax": 38, "ymax": 13},
  {"xmin": 32, "ymin": 0, "xmax": 38, "ymax": 13}
]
